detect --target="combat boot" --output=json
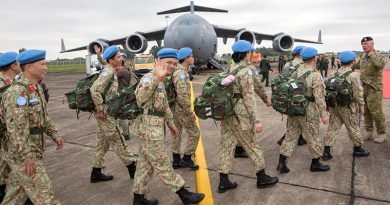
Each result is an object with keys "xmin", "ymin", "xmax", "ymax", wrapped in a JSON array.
[
  {"xmin": 353, "ymin": 146, "xmax": 369, "ymax": 157},
  {"xmin": 322, "ymin": 146, "xmax": 333, "ymax": 161},
  {"xmin": 297, "ymin": 134, "xmax": 307, "ymax": 146},
  {"xmin": 133, "ymin": 193, "xmax": 158, "ymax": 205},
  {"xmin": 310, "ymin": 158, "xmax": 330, "ymax": 172},
  {"xmin": 172, "ymin": 153, "xmax": 182, "ymax": 169},
  {"xmin": 256, "ymin": 170, "xmax": 279, "ymax": 189},
  {"xmin": 276, "ymin": 154, "xmax": 290, "ymax": 173},
  {"xmin": 218, "ymin": 173, "xmax": 238, "ymax": 193},
  {"xmin": 374, "ymin": 134, "xmax": 386, "ymax": 144},
  {"xmin": 176, "ymin": 187, "xmax": 205, "ymax": 204},
  {"xmin": 277, "ymin": 134, "xmax": 286, "ymax": 146},
  {"xmin": 0, "ymin": 184, "xmax": 5, "ymax": 203},
  {"xmin": 180, "ymin": 154, "xmax": 199, "ymax": 170},
  {"xmin": 90, "ymin": 167, "xmax": 114, "ymax": 183},
  {"xmin": 234, "ymin": 146, "xmax": 248, "ymax": 158},
  {"xmin": 127, "ymin": 162, "xmax": 137, "ymax": 179},
  {"xmin": 364, "ymin": 131, "xmax": 374, "ymax": 141}
]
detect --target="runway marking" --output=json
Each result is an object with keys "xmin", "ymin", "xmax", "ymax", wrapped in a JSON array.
[{"xmin": 190, "ymin": 82, "xmax": 214, "ymax": 205}]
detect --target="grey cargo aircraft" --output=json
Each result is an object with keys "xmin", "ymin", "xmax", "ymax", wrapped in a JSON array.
[{"xmin": 60, "ymin": 1, "xmax": 322, "ymax": 65}]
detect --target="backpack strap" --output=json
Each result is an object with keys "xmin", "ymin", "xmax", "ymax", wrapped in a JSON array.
[{"xmin": 101, "ymin": 72, "xmax": 115, "ymax": 102}]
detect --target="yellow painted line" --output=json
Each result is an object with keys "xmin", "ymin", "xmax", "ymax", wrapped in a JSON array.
[{"xmin": 190, "ymin": 82, "xmax": 214, "ymax": 205}]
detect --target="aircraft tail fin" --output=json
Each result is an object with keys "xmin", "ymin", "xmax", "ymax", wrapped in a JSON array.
[
  {"xmin": 317, "ymin": 30, "xmax": 322, "ymax": 44},
  {"xmin": 157, "ymin": 1, "xmax": 227, "ymax": 15},
  {"xmin": 61, "ymin": 38, "xmax": 66, "ymax": 52}
]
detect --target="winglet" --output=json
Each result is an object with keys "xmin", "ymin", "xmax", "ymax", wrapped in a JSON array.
[
  {"xmin": 61, "ymin": 38, "xmax": 66, "ymax": 52},
  {"xmin": 318, "ymin": 30, "xmax": 322, "ymax": 44}
]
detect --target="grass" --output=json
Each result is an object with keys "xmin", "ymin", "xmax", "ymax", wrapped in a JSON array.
[{"xmin": 47, "ymin": 64, "xmax": 85, "ymax": 73}]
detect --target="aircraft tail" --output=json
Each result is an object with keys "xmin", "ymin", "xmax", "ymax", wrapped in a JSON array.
[
  {"xmin": 61, "ymin": 38, "xmax": 66, "ymax": 52},
  {"xmin": 317, "ymin": 30, "xmax": 322, "ymax": 44},
  {"xmin": 157, "ymin": 1, "xmax": 228, "ymax": 15}
]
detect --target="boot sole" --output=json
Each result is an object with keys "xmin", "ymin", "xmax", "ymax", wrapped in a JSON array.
[
  {"xmin": 276, "ymin": 167, "xmax": 290, "ymax": 174},
  {"xmin": 310, "ymin": 168, "xmax": 330, "ymax": 172},
  {"xmin": 218, "ymin": 184, "xmax": 238, "ymax": 193},
  {"xmin": 90, "ymin": 178, "xmax": 114, "ymax": 183},
  {"xmin": 182, "ymin": 194, "xmax": 206, "ymax": 204},
  {"xmin": 257, "ymin": 179, "xmax": 279, "ymax": 189},
  {"xmin": 180, "ymin": 162, "xmax": 199, "ymax": 170}
]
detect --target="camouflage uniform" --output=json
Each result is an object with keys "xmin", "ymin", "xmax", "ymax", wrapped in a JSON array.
[
  {"xmin": 131, "ymin": 71, "xmax": 185, "ymax": 194},
  {"xmin": 170, "ymin": 64, "xmax": 200, "ymax": 156},
  {"xmin": 0, "ymin": 73, "xmax": 12, "ymax": 186},
  {"xmin": 353, "ymin": 51, "xmax": 387, "ymax": 136},
  {"xmin": 219, "ymin": 62, "xmax": 265, "ymax": 174},
  {"xmin": 324, "ymin": 66, "xmax": 365, "ymax": 147},
  {"xmin": 90, "ymin": 65, "xmax": 137, "ymax": 168},
  {"xmin": 1, "ymin": 76, "xmax": 60, "ymax": 205},
  {"xmin": 249, "ymin": 64, "xmax": 268, "ymax": 103},
  {"xmin": 280, "ymin": 64, "xmax": 326, "ymax": 159}
]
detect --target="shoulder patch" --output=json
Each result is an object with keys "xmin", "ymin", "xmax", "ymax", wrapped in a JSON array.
[
  {"xmin": 100, "ymin": 71, "xmax": 109, "ymax": 77},
  {"xmin": 179, "ymin": 73, "xmax": 186, "ymax": 80},
  {"xmin": 142, "ymin": 76, "xmax": 151, "ymax": 85},
  {"xmin": 247, "ymin": 69, "xmax": 253, "ymax": 76},
  {"xmin": 16, "ymin": 96, "xmax": 27, "ymax": 106}
]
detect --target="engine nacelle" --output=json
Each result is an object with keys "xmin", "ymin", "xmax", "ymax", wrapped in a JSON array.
[
  {"xmin": 235, "ymin": 30, "xmax": 255, "ymax": 45},
  {"xmin": 125, "ymin": 33, "xmax": 148, "ymax": 53},
  {"xmin": 88, "ymin": 40, "xmax": 109, "ymax": 54},
  {"xmin": 272, "ymin": 34, "xmax": 294, "ymax": 52}
]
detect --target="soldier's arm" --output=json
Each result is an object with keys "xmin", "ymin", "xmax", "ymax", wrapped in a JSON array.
[
  {"xmin": 350, "ymin": 73, "xmax": 364, "ymax": 107},
  {"xmin": 253, "ymin": 74, "xmax": 268, "ymax": 103},
  {"xmin": 240, "ymin": 70, "xmax": 257, "ymax": 123},
  {"xmin": 97, "ymin": 53, "xmax": 107, "ymax": 65},
  {"xmin": 312, "ymin": 72, "xmax": 327, "ymax": 117},
  {"xmin": 164, "ymin": 94, "xmax": 175, "ymax": 129},
  {"xmin": 135, "ymin": 74, "xmax": 158, "ymax": 106},
  {"xmin": 173, "ymin": 71, "xmax": 193, "ymax": 116},
  {"xmin": 370, "ymin": 53, "xmax": 387, "ymax": 69},
  {"xmin": 90, "ymin": 71, "xmax": 112, "ymax": 112}
]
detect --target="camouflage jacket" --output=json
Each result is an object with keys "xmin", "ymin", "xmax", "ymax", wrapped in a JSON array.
[
  {"xmin": 90, "ymin": 65, "xmax": 118, "ymax": 112},
  {"xmin": 283, "ymin": 58, "xmax": 303, "ymax": 74},
  {"xmin": 297, "ymin": 65, "xmax": 327, "ymax": 117},
  {"xmin": 352, "ymin": 50, "xmax": 387, "ymax": 91},
  {"xmin": 2, "ymin": 76, "xmax": 59, "ymax": 163},
  {"xmin": 171, "ymin": 64, "xmax": 193, "ymax": 116},
  {"xmin": 134, "ymin": 71, "xmax": 175, "ymax": 141},
  {"xmin": 0, "ymin": 72, "xmax": 13, "ymax": 88},
  {"xmin": 248, "ymin": 64, "xmax": 268, "ymax": 103}
]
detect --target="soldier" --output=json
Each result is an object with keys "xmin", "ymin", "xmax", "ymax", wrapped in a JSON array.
[
  {"xmin": 89, "ymin": 46, "xmax": 137, "ymax": 183},
  {"xmin": 218, "ymin": 40, "xmax": 278, "ymax": 193},
  {"xmin": 353, "ymin": 37, "xmax": 387, "ymax": 143},
  {"xmin": 1, "ymin": 49, "xmax": 64, "ymax": 204},
  {"xmin": 170, "ymin": 47, "xmax": 200, "ymax": 170},
  {"xmin": 331, "ymin": 54, "xmax": 336, "ymax": 69},
  {"xmin": 323, "ymin": 51, "xmax": 369, "ymax": 160},
  {"xmin": 322, "ymin": 55, "xmax": 329, "ymax": 78},
  {"xmin": 131, "ymin": 48, "xmax": 204, "ymax": 205},
  {"xmin": 277, "ymin": 47, "xmax": 330, "ymax": 173},
  {"xmin": 260, "ymin": 54, "xmax": 272, "ymax": 86}
]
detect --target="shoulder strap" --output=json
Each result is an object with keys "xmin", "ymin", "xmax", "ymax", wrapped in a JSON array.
[
  {"xmin": 342, "ymin": 70, "xmax": 354, "ymax": 77},
  {"xmin": 229, "ymin": 65, "xmax": 244, "ymax": 76},
  {"xmin": 297, "ymin": 70, "xmax": 313, "ymax": 81}
]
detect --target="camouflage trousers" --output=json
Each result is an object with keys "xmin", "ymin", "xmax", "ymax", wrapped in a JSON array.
[
  {"xmin": 325, "ymin": 104, "xmax": 364, "ymax": 147},
  {"xmin": 133, "ymin": 139, "xmax": 185, "ymax": 194},
  {"xmin": 0, "ymin": 149, "xmax": 10, "ymax": 185},
  {"xmin": 363, "ymin": 84, "xmax": 386, "ymax": 135},
  {"xmin": 93, "ymin": 116, "xmax": 137, "ymax": 168},
  {"xmin": 218, "ymin": 117, "xmax": 265, "ymax": 174},
  {"xmin": 2, "ymin": 159, "xmax": 60, "ymax": 205},
  {"xmin": 280, "ymin": 103, "xmax": 323, "ymax": 159},
  {"xmin": 171, "ymin": 110, "xmax": 200, "ymax": 155}
]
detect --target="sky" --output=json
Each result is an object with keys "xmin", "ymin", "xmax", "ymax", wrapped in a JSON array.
[{"xmin": 1, "ymin": 0, "xmax": 389, "ymax": 60}]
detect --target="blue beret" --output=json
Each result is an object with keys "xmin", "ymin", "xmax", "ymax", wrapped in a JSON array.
[
  {"xmin": 16, "ymin": 49, "xmax": 46, "ymax": 65},
  {"xmin": 232, "ymin": 40, "xmax": 255, "ymax": 52},
  {"xmin": 338, "ymin": 51, "xmax": 356, "ymax": 64},
  {"xmin": 120, "ymin": 52, "xmax": 127, "ymax": 58},
  {"xmin": 103, "ymin": 45, "xmax": 119, "ymax": 60},
  {"xmin": 292, "ymin": 46, "xmax": 306, "ymax": 55},
  {"xmin": 300, "ymin": 47, "xmax": 318, "ymax": 60},
  {"xmin": 157, "ymin": 48, "xmax": 178, "ymax": 59},
  {"xmin": 0, "ymin": 52, "xmax": 18, "ymax": 68},
  {"xmin": 177, "ymin": 47, "xmax": 193, "ymax": 61}
]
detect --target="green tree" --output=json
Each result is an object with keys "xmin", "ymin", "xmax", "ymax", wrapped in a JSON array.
[{"xmin": 149, "ymin": 45, "xmax": 162, "ymax": 58}]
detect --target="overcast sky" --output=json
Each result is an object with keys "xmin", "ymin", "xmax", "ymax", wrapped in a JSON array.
[{"xmin": 1, "ymin": 0, "xmax": 389, "ymax": 60}]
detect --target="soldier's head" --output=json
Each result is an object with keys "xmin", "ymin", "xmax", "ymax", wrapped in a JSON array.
[
  {"xmin": 338, "ymin": 51, "xmax": 356, "ymax": 66},
  {"xmin": 120, "ymin": 52, "xmax": 127, "ymax": 66},
  {"xmin": 361, "ymin": 36, "xmax": 374, "ymax": 53},
  {"xmin": 17, "ymin": 49, "xmax": 47, "ymax": 81},
  {"xmin": 0, "ymin": 51, "xmax": 22, "ymax": 76},
  {"xmin": 104, "ymin": 46, "xmax": 122, "ymax": 70},
  {"xmin": 178, "ymin": 47, "xmax": 194, "ymax": 66},
  {"xmin": 292, "ymin": 46, "xmax": 305, "ymax": 58},
  {"xmin": 231, "ymin": 40, "xmax": 255, "ymax": 63},
  {"xmin": 300, "ymin": 47, "xmax": 318, "ymax": 65},
  {"xmin": 157, "ymin": 48, "xmax": 178, "ymax": 74}
]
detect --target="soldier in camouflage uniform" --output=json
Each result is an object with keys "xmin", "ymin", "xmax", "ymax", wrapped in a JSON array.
[
  {"xmin": 352, "ymin": 37, "xmax": 387, "ymax": 143},
  {"xmin": 170, "ymin": 47, "xmax": 200, "ymax": 170},
  {"xmin": 323, "ymin": 51, "xmax": 369, "ymax": 160},
  {"xmin": 1, "ymin": 49, "xmax": 64, "ymax": 205},
  {"xmin": 89, "ymin": 46, "xmax": 137, "ymax": 183},
  {"xmin": 131, "ymin": 48, "xmax": 204, "ymax": 205},
  {"xmin": 277, "ymin": 47, "xmax": 330, "ymax": 174},
  {"xmin": 218, "ymin": 40, "xmax": 278, "ymax": 193}
]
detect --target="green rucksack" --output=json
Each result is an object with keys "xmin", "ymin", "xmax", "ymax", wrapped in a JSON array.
[
  {"xmin": 106, "ymin": 82, "xmax": 142, "ymax": 120},
  {"xmin": 325, "ymin": 70, "xmax": 354, "ymax": 107},
  {"xmin": 271, "ymin": 61, "xmax": 302, "ymax": 92},
  {"xmin": 165, "ymin": 74, "xmax": 176, "ymax": 107},
  {"xmin": 194, "ymin": 66, "xmax": 242, "ymax": 120},
  {"xmin": 65, "ymin": 72, "xmax": 113, "ymax": 113},
  {"xmin": 271, "ymin": 70, "xmax": 313, "ymax": 116}
]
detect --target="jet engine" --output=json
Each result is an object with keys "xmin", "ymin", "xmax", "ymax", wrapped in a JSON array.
[
  {"xmin": 272, "ymin": 34, "xmax": 294, "ymax": 52},
  {"xmin": 125, "ymin": 33, "xmax": 148, "ymax": 53},
  {"xmin": 235, "ymin": 30, "xmax": 255, "ymax": 45},
  {"xmin": 88, "ymin": 40, "xmax": 109, "ymax": 54}
]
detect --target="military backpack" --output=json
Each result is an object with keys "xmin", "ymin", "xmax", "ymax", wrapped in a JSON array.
[
  {"xmin": 165, "ymin": 74, "xmax": 177, "ymax": 107},
  {"xmin": 271, "ymin": 61, "xmax": 302, "ymax": 92},
  {"xmin": 106, "ymin": 82, "xmax": 142, "ymax": 120},
  {"xmin": 194, "ymin": 66, "xmax": 242, "ymax": 120},
  {"xmin": 271, "ymin": 70, "xmax": 313, "ymax": 116},
  {"xmin": 324, "ymin": 70, "xmax": 354, "ymax": 107}
]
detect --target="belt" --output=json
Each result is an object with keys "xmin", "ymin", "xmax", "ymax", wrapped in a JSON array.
[
  {"xmin": 306, "ymin": 96, "xmax": 315, "ymax": 102},
  {"xmin": 232, "ymin": 93, "xmax": 243, "ymax": 98},
  {"xmin": 147, "ymin": 110, "xmax": 165, "ymax": 117},
  {"xmin": 29, "ymin": 127, "xmax": 45, "ymax": 135}
]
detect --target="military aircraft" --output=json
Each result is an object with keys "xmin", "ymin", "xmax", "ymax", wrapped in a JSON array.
[{"xmin": 60, "ymin": 1, "xmax": 322, "ymax": 66}]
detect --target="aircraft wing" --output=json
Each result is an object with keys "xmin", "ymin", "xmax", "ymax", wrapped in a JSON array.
[{"xmin": 134, "ymin": 27, "xmax": 167, "ymax": 41}]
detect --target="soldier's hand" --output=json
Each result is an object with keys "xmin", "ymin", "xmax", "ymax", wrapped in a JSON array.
[
  {"xmin": 321, "ymin": 115, "xmax": 329, "ymax": 125},
  {"xmin": 266, "ymin": 100, "xmax": 272, "ymax": 107},
  {"xmin": 155, "ymin": 58, "xmax": 167, "ymax": 82},
  {"xmin": 367, "ymin": 51, "xmax": 374, "ymax": 57},
  {"xmin": 169, "ymin": 125, "xmax": 179, "ymax": 137},
  {"xmin": 55, "ymin": 137, "xmax": 65, "ymax": 150},
  {"xmin": 94, "ymin": 45, "xmax": 102, "ymax": 54},
  {"xmin": 21, "ymin": 160, "xmax": 36, "ymax": 177},
  {"xmin": 96, "ymin": 110, "xmax": 107, "ymax": 120},
  {"xmin": 254, "ymin": 121, "xmax": 263, "ymax": 133}
]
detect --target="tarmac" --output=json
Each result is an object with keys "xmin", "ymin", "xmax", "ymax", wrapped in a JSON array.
[{"xmin": 41, "ymin": 69, "xmax": 389, "ymax": 205}]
